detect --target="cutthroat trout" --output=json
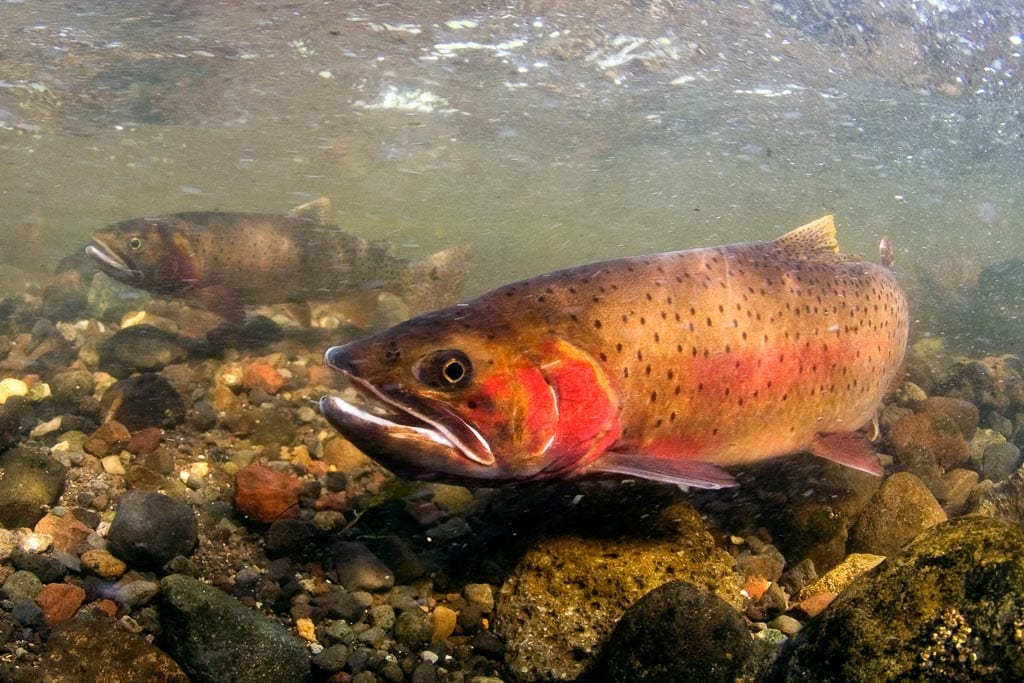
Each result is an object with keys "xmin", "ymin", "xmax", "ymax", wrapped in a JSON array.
[
  {"xmin": 320, "ymin": 216, "xmax": 908, "ymax": 488},
  {"xmin": 86, "ymin": 198, "xmax": 469, "ymax": 325}
]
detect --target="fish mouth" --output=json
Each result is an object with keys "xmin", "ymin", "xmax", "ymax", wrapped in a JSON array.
[
  {"xmin": 85, "ymin": 239, "xmax": 142, "ymax": 284},
  {"xmin": 320, "ymin": 348, "xmax": 495, "ymax": 471}
]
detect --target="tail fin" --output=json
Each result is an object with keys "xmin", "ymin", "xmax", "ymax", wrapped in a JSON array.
[{"xmin": 401, "ymin": 243, "xmax": 472, "ymax": 314}]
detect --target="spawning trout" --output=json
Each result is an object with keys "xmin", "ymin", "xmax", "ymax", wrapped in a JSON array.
[
  {"xmin": 320, "ymin": 216, "xmax": 908, "ymax": 488},
  {"xmin": 86, "ymin": 198, "xmax": 469, "ymax": 324}
]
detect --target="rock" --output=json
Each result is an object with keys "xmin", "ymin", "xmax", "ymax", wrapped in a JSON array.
[
  {"xmin": 849, "ymin": 472, "xmax": 947, "ymax": 556},
  {"xmin": 938, "ymin": 468, "xmax": 980, "ymax": 509},
  {"xmin": 493, "ymin": 502, "xmax": 739, "ymax": 683},
  {"xmin": 37, "ymin": 617, "xmax": 188, "ymax": 682},
  {"xmin": 432, "ymin": 605, "xmax": 457, "ymax": 642},
  {"xmin": 2, "ymin": 570, "xmax": 43, "ymax": 600},
  {"xmin": 889, "ymin": 409, "xmax": 970, "ymax": 472},
  {"xmin": 34, "ymin": 582, "xmax": 86, "ymax": 626},
  {"xmin": 595, "ymin": 581, "xmax": 758, "ymax": 683},
  {"xmin": 0, "ymin": 445, "xmax": 68, "ymax": 529},
  {"xmin": 796, "ymin": 554, "xmax": 885, "ymax": 602},
  {"xmin": 33, "ymin": 511, "xmax": 92, "ymax": 554},
  {"xmin": 127, "ymin": 427, "xmax": 164, "ymax": 455},
  {"xmin": 0, "ymin": 377, "xmax": 29, "ymax": 404},
  {"xmin": 266, "ymin": 518, "xmax": 320, "ymax": 557},
  {"xmin": 769, "ymin": 614, "xmax": 803, "ymax": 636},
  {"xmin": 936, "ymin": 355, "xmax": 1024, "ymax": 416},
  {"xmin": 48, "ymin": 369, "xmax": 95, "ymax": 407},
  {"xmin": 83, "ymin": 419, "xmax": 132, "ymax": 457},
  {"xmin": 464, "ymin": 583, "xmax": 495, "ymax": 612},
  {"xmin": 12, "ymin": 548, "xmax": 67, "ymax": 583},
  {"xmin": 331, "ymin": 542, "xmax": 395, "ymax": 592},
  {"xmin": 99, "ymin": 374, "xmax": 186, "ymax": 431},
  {"xmin": 981, "ymin": 442, "xmax": 1022, "ymax": 482},
  {"xmin": 107, "ymin": 491, "xmax": 198, "ymax": 570},
  {"xmin": 113, "ymin": 580, "xmax": 160, "ymax": 610},
  {"xmin": 768, "ymin": 516, "xmax": 1024, "ymax": 681},
  {"xmin": 160, "ymin": 574, "xmax": 312, "ymax": 682},
  {"xmin": 80, "ymin": 548, "xmax": 127, "ymax": 579},
  {"xmin": 393, "ymin": 609, "xmax": 435, "ymax": 649},
  {"xmin": 234, "ymin": 463, "xmax": 301, "ymax": 524},
  {"xmin": 242, "ymin": 362, "xmax": 285, "ymax": 395},
  {"xmin": 792, "ymin": 591, "xmax": 836, "ymax": 619},
  {"xmin": 98, "ymin": 325, "xmax": 188, "ymax": 377},
  {"xmin": 736, "ymin": 543, "xmax": 786, "ymax": 582}
]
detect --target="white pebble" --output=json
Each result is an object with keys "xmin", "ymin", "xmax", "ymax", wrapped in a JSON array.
[{"xmin": 20, "ymin": 532, "xmax": 53, "ymax": 553}]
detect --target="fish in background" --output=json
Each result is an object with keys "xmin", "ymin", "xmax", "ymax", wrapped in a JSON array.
[
  {"xmin": 320, "ymin": 215, "xmax": 908, "ymax": 489},
  {"xmin": 85, "ymin": 197, "xmax": 470, "ymax": 326}
]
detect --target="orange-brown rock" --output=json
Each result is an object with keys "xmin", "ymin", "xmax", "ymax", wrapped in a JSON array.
[
  {"xmin": 234, "ymin": 463, "xmax": 300, "ymax": 523},
  {"xmin": 36, "ymin": 582, "xmax": 86, "ymax": 626},
  {"xmin": 243, "ymin": 362, "xmax": 285, "ymax": 395}
]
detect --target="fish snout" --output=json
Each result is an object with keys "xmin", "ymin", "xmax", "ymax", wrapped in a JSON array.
[{"xmin": 323, "ymin": 344, "xmax": 359, "ymax": 376}]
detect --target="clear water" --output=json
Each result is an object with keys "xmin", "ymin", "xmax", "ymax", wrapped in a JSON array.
[{"xmin": 1, "ymin": 0, "xmax": 1022, "ymax": 335}]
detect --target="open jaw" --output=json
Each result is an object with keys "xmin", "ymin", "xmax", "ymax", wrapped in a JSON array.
[
  {"xmin": 85, "ymin": 240, "xmax": 141, "ymax": 283},
  {"xmin": 319, "ymin": 375, "xmax": 495, "ymax": 469}
]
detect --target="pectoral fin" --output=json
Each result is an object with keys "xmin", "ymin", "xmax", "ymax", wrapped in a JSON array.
[
  {"xmin": 809, "ymin": 432, "xmax": 884, "ymax": 476},
  {"xmin": 586, "ymin": 451, "xmax": 738, "ymax": 489}
]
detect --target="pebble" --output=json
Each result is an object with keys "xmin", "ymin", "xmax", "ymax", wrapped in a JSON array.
[
  {"xmin": 107, "ymin": 491, "xmax": 199, "ymax": 570},
  {"xmin": 313, "ymin": 644, "xmax": 350, "ymax": 673},
  {"xmin": 768, "ymin": 614, "xmax": 803, "ymax": 636},
  {"xmin": 80, "ymin": 548, "xmax": 127, "ymax": 579},
  {"xmin": 2, "ymin": 569, "xmax": 43, "ymax": 600},
  {"xmin": 243, "ymin": 361, "xmax": 285, "ymax": 394},
  {"xmin": 463, "ymin": 583, "xmax": 495, "ymax": 612},
  {"xmin": 332, "ymin": 542, "xmax": 395, "ymax": 592},
  {"xmin": 35, "ymin": 582, "xmax": 86, "ymax": 626},
  {"xmin": 296, "ymin": 616, "xmax": 317, "ymax": 642},
  {"xmin": 0, "ymin": 377, "xmax": 29, "ymax": 403},
  {"xmin": 114, "ymin": 580, "xmax": 160, "ymax": 610},
  {"xmin": 432, "ymin": 605, "xmax": 458, "ymax": 642},
  {"xmin": 234, "ymin": 463, "xmax": 301, "ymax": 524}
]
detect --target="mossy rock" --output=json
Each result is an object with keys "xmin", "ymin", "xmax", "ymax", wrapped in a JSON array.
[{"xmin": 769, "ymin": 515, "xmax": 1024, "ymax": 682}]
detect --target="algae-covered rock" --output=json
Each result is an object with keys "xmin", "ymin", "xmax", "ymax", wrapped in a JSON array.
[
  {"xmin": 0, "ymin": 445, "xmax": 68, "ymax": 529},
  {"xmin": 37, "ymin": 618, "xmax": 189, "ymax": 682},
  {"xmin": 493, "ymin": 502, "xmax": 739, "ymax": 683},
  {"xmin": 848, "ymin": 472, "xmax": 947, "ymax": 556},
  {"xmin": 769, "ymin": 515, "xmax": 1024, "ymax": 682},
  {"xmin": 160, "ymin": 574, "xmax": 312, "ymax": 682}
]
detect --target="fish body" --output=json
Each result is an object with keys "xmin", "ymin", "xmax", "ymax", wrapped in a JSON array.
[
  {"xmin": 86, "ymin": 198, "xmax": 469, "ymax": 324},
  {"xmin": 320, "ymin": 216, "xmax": 908, "ymax": 488}
]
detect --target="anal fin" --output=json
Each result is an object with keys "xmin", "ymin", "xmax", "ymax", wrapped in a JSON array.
[
  {"xmin": 809, "ymin": 432, "xmax": 884, "ymax": 476},
  {"xmin": 587, "ymin": 451, "xmax": 738, "ymax": 489}
]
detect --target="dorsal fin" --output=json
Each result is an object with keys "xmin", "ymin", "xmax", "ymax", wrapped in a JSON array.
[
  {"xmin": 288, "ymin": 196, "xmax": 332, "ymax": 223},
  {"xmin": 770, "ymin": 215, "xmax": 840, "ymax": 259}
]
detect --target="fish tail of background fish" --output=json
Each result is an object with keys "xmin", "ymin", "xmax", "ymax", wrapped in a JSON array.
[{"xmin": 398, "ymin": 243, "xmax": 472, "ymax": 314}]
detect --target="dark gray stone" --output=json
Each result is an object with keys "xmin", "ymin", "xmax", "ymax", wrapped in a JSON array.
[
  {"xmin": 107, "ymin": 491, "xmax": 198, "ymax": 571},
  {"xmin": 98, "ymin": 325, "xmax": 188, "ymax": 377},
  {"xmin": 0, "ymin": 445, "xmax": 67, "ymax": 529},
  {"xmin": 594, "ymin": 581, "xmax": 757, "ymax": 683},
  {"xmin": 10, "ymin": 598, "xmax": 44, "ymax": 628},
  {"xmin": 982, "ymin": 442, "xmax": 1022, "ymax": 482},
  {"xmin": 99, "ymin": 374, "xmax": 186, "ymax": 431},
  {"xmin": 331, "ymin": 542, "xmax": 394, "ymax": 592},
  {"xmin": 312, "ymin": 644, "xmax": 350, "ymax": 673},
  {"xmin": 11, "ymin": 549, "xmax": 67, "ymax": 584},
  {"xmin": 160, "ymin": 574, "xmax": 312, "ymax": 683}
]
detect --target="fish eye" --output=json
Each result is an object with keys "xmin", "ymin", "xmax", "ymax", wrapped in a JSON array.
[
  {"xmin": 127, "ymin": 235, "xmax": 144, "ymax": 251},
  {"xmin": 416, "ymin": 349, "xmax": 473, "ymax": 389}
]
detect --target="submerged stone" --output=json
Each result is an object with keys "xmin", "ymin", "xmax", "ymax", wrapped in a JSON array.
[
  {"xmin": 107, "ymin": 491, "xmax": 198, "ymax": 571},
  {"xmin": 160, "ymin": 574, "xmax": 312, "ymax": 682},
  {"xmin": 493, "ymin": 502, "xmax": 739, "ymax": 683},
  {"xmin": 99, "ymin": 373, "xmax": 186, "ymax": 431},
  {"xmin": 37, "ymin": 618, "xmax": 188, "ymax": 682},
  {"xmin": 595, "ymin": 581, "xmax": 759, "ymax": 683},
  {"xmin": 769, "ymin": 515, "xmax": 1024, "ymax": 681},
  {"xmin": 98, "ymin": 324, "xmax": 189, "ymax": 377},
  {"xmin": 0, "ymin": 445, "xmax": 68, "ymax": 529}
]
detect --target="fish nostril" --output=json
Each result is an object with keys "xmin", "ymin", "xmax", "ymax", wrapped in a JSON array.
[{"xmin": 324, "ymin": 345, "xmax": 358, "ymax": 374}]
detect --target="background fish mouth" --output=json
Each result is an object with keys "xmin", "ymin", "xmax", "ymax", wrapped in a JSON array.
[
  {"xmin": 322, "ymin": 369, "xmax": 495, "ymax": 467},
  {"xmin": 86, "ymin": 241, "xmax": 142, "ymax": 283}
]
